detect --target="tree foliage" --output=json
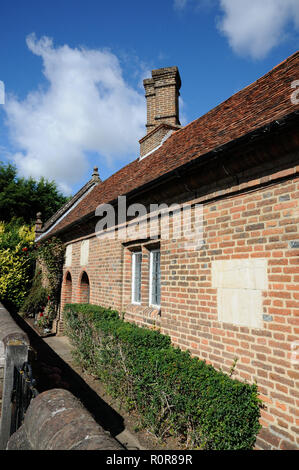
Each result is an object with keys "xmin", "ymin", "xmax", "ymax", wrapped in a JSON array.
[
  {"xmin": 0, "ymin": 161, "xmax": 69, "ymax": 224},
  {"xmin": 0, "ymin": 221, "xmax": 36, "ymax": 312},
  {"xmin": 0, "ymin": 161, "xmax": 69, "ymax": 312}
]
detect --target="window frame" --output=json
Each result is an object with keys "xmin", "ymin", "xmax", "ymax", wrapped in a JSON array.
[
  {"xmin": 131, "ymin": 251, "xmax": 142, "ymax": 305},
  {"xmin": 149, "ymin": 248, "xmax": 161, "ymax": 309}
]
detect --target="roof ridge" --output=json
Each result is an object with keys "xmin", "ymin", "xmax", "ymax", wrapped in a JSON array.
[
  {"xmin": 173, "ymin": 50, "xmax": 299, "ymax": 139},
  {"xmin": 42, "ymin": 178, "xmax": 97, "ymax": 232}
]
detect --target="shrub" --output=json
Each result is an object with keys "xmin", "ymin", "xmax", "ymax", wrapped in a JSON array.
[
  {"xmin": 20, "ymin": 270, "xmax": 48, "ymax": 318},
  {"xmin": 64, "ymin": 303, "xmax": 262, "ymax": 450},
  {"xmin": 0, "ymin": 221, "xmax": 35, "ymax": 311}
]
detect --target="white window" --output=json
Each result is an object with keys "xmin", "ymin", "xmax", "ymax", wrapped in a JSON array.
[
  {"xmin": 65, "ymin": 244, "xmax": 72, "ymax": 267},
  {"xmin": 149, "ymin": 249, "xmax": 161, "ymax": 308},
  {"xmin": 132, "ymin": 252, "xmax": 142, "ymax": 304},
  {"xmin": 80, "ymin": 239, "xmax": 89, "ymax": 266}
]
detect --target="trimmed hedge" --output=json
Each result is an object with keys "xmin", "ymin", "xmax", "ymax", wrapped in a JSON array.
[{"xmin": 64, "ymin": 303, "xmax": 262, "ymax": 450}]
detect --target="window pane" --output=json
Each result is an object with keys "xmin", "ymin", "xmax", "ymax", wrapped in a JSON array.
[
  {"xmin": 132, "ymin": 252, "xmax": 142, "ymax": 303},
  {"xmin": 151, "ymin": 250, "xmax": 160, "ymax": 306}
]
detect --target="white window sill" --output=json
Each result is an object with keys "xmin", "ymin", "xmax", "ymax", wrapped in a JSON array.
[{"xmin": 149, "ymin": 304, "xmax": 161, "ymax": 312}]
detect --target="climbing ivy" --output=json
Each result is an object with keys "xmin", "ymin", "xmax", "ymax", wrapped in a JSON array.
[
  {"xmin": 36, "ymin": 237, "xmax": 65, "ymax": 325},
  {"xmin": 21, "ymin": 236, "xmax": 65, "ymax": 328}
]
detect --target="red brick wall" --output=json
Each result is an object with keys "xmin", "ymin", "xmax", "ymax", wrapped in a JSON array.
[
  {"xmin": 59, "ymin": 173, "xmax": 299, "ymax": 450},
  {"xmin": 60, "ymin": 237, "xmax": 123, "ymax": 313},
  {"xmin": 159, "ymin": 177, "xmax": 299, "ymax": 450}
]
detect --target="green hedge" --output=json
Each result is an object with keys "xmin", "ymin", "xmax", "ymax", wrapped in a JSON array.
[{"xmin": 64, "ymin": 303, "xmax": 262, "ymax": 450}]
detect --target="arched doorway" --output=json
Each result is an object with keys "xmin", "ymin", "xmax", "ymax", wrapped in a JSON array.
[
  {"xmin": 57, "ymin": 271, "xmax": 73, "ymax": 335},
  {"xmin": 80, "ymin": 271, "xmax": 90, "ymax": 303},
  {"xmin": 64, "ymin": 271, "xmax": 72, "ymax": 304}
]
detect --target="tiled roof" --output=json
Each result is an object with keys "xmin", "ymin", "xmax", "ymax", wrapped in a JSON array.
[{"xmin": 42, "ymin": 51, "xmax": 299, "ymax": 239}]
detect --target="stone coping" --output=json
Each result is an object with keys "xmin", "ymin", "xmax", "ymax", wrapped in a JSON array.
[
  {"xmin": 7, "ymin": 388, "xmax": 123, "ymax": 450},
  {"xmin": 0, "ymin": 303, "xmax": 29, "ymax": 348}
]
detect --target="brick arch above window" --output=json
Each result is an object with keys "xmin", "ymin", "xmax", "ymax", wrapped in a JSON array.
[
  {"xmin": 63, "ymin": 270, "xmax": 73, "ymax": 304},
  {"xmin": 78, "ymin": 270, "xmax": 90, "ymax": 304},
  {"xmin": 64, "ymin": 270, "xmax": 72, "ymax": 283}
]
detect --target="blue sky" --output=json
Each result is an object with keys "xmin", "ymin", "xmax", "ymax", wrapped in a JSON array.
[{"xmin": 0, "ymin": 0, "xmax": 298, "ymax": 195}]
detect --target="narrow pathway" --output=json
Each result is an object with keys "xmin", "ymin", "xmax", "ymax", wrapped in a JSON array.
[{"xmin": 43, "ymin": 335, "xmax": 145, "ymax": 450}]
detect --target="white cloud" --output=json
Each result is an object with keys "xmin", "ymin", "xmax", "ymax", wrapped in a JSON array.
[
  {"xmin": 218, "ymin": 0, "xmax": 299, "ymax": 59},
  {"xmin": 179, "ymin": 97, "xmax": 188, "ymax": 127},
  {"xmin": 174, "ymin": 0, "xmax": 188, "ymax": 10},
  {"xmin": 5, "ymin": 34, "xmax": 146, "ymax": 194},
  {"xmin": 174, "ymin": 0, "xmax": 299, "ymax": 59}
]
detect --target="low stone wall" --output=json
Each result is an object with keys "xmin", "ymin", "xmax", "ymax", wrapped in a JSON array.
[
  {"xmin": 7, "ymin": 388, "xmax": 123, "ymax": 450},
  {"xmin": 0, "ymin": 303, "xmax": 29, "ymax": 449},
  {"xmin": 0, "ymin": 304, "xmax": 29, "ymax": 348},
  {"xmin": 0, "ymin": 303, "xmax": 29, "ymax": 390}
]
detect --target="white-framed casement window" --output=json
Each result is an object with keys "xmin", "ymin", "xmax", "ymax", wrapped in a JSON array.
[
  {"xmin": 131, "ymin": 251, "xmax": 142, "ymax": 304},
  {"xmin": 149, "ymin": 249, "xmax": 161, "ymax": 308}
]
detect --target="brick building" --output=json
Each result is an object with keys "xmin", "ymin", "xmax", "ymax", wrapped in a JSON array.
[{"xmin": 36, "ymin": 51, "xmax": 299, "ymax": 450}]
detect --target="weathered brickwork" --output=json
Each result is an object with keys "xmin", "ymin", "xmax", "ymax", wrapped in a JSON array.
[
  {"xmin": 140, "ymin": 66, "xmax": 181, "ymax": 157},
  {"xmin": 58, "ymin": 171, "xmax": 299, "ymax": 450},
  {"xmin": 60, "ymin": 236, "xmax": 123, "ymax": 323},
  {"xmin": 158, "ymin": 177, "xmax": 299, "ymax": 450},
  {"xmin": 139, "ymin": 123, "xmax": 179, "ymax": 158},
  {"xmin": 143, "ymin": 66, "xmax": 181, "ymax": 134}
]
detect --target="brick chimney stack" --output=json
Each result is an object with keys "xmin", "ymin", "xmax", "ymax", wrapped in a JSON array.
[
  {"xmin": 140, "ymin": 66, "xmax": 181, "ymax": 158},
  {"xmin": 143, "ymin": 77, "xmax": 156, "ymax": 135}
]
